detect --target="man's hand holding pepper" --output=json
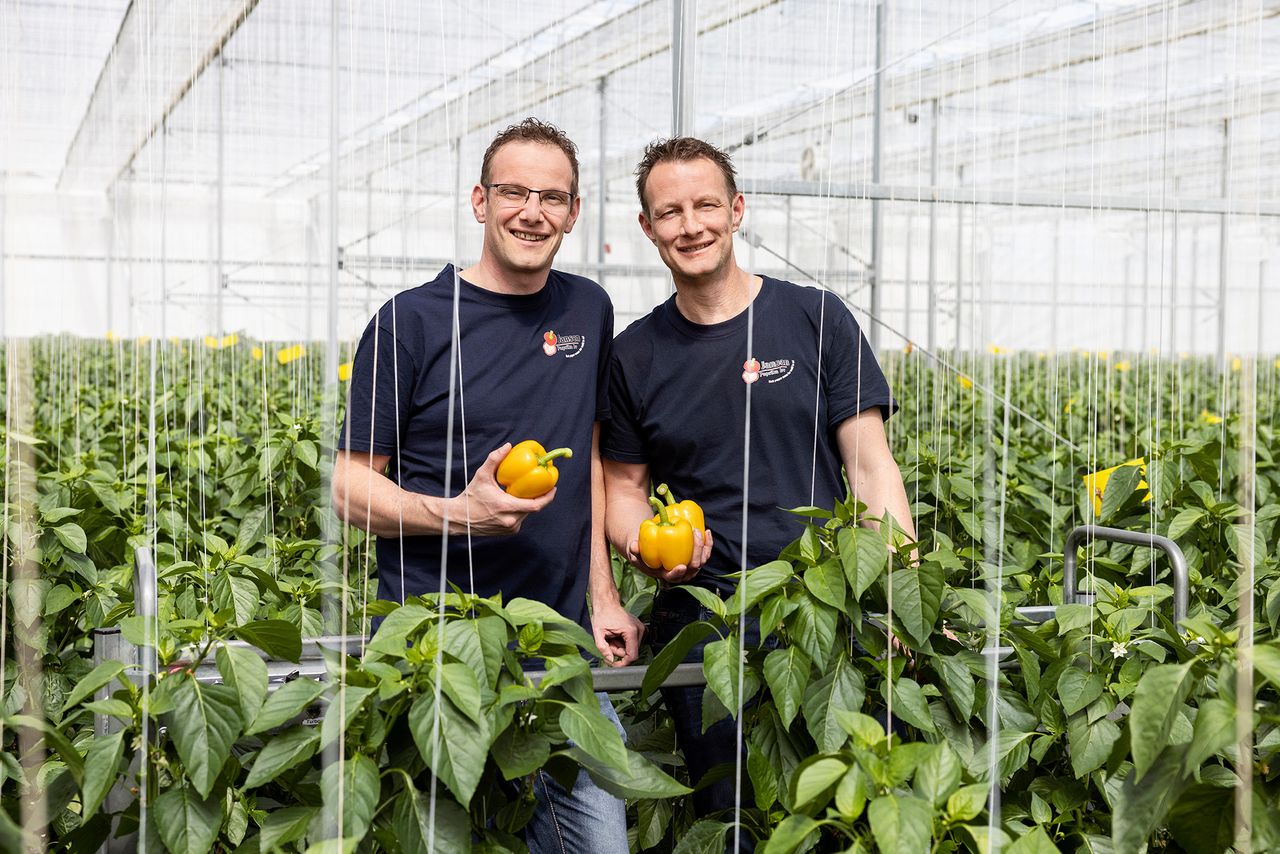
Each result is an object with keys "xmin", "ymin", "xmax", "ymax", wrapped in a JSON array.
[{"xmin": 452, "ymin": 444, "xmax": 556, "ymax": 536}]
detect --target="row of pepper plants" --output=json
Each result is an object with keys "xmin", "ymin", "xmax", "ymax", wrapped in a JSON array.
[{"xmin": 1, "ymin": 338, "xmax": 1278, "ymax": 851}]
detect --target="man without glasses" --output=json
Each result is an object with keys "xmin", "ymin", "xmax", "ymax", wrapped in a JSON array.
[
  {"xmin": 333, "ymin": 117, "xmax": 640, "ymax": 852},
  {"xmin": 603, "ymin": 137, "xmax": 915, "ymax": 847}
]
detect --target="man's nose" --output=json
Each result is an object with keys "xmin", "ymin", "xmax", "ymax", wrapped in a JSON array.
[{"xmin": 519, "ymin": 192, "xmax": 545, "ymax": 222}]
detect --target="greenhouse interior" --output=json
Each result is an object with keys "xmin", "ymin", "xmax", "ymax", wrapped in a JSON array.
[{"xmin": 1, "ymin": 0, "xmax": 1278, "ymax": 851}]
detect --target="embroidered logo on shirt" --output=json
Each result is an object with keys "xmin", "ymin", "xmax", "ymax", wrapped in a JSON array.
[
  {"xmin": 742, "ymin": 358, "xmax": 760, "ymax": 384},
  {"xmin": 542, "ymin": 330, "xmax": 586, "ymax": 358}
]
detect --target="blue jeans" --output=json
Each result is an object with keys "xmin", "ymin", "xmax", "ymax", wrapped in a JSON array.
[
  {"xmin": 649, "ymin": 587, "xmax": 768, "ymax": 853},
  {"xmin": 525, "ymin": 693, "xmax": 629, "ymax": 854}
]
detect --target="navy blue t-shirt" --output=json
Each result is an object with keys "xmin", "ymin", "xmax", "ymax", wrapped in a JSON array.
[
  {"xmin": 603, "ymin": 276, "xmax": 895, "ymax": 594},
  {"xmin": 338, "ymin": 265, "xmax": 613, "ymax": 629}
]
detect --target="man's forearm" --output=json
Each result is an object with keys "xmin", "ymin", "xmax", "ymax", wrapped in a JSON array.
[{"xmin": 331, "ymin": 455, "xmax": 453, "ymax": 537}]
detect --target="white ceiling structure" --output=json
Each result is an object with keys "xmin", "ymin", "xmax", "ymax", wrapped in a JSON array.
[{"xmin": 0, "ymin": 0, "xmax": 1276, "ymax": 351}]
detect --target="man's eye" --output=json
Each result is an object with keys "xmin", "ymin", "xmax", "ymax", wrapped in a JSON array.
[
  {"xmin": 498, "ymin": 186, "xmax": 525, "ymax": 200},
  {"xmin": 543, "ymin": 193, "xmax": 570, "ymax": 207}
]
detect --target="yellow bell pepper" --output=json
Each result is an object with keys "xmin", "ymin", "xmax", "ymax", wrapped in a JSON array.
[
  {"xmin": 655, "ymin": 483, "xmax": 705, "ymax": 531},
  {"xmin": 639, "ymin": 497, "xmax": 694, "ymax": 572},
  {"xmin": 495, "ymin": 440, "xmax": 572, "ymax": 498}
]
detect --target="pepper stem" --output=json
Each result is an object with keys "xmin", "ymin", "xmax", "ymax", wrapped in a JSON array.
[
  {"xmin": 537, "ymin": 447, "xmax": 573, "ymax": 465},
  {"xmin": 657, "ymin": 483, "xmax": 678, "ymax": 506},
  {"xmin": 648, "ymin": 496, "xmax": 671, "ymax": 525}
]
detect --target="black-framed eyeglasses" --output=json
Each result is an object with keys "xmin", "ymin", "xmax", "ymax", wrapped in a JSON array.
[{"xmin": 484, "ymin": 183, "xmax": 576, "ymax": 211}]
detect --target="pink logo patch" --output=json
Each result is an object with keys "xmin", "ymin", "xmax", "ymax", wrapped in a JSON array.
[
  {"xmin": 542, "ymin": 330, "xmax": 558, "ymax": 357},
  {"xmin": 742, "ymin": 358, "xmax": 760, "ymax": 384}
]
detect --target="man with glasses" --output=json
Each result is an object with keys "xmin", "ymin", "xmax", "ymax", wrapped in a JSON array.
[{"xmin": 333, "ymin": 118, "xmax": 639, "ymax": 851}]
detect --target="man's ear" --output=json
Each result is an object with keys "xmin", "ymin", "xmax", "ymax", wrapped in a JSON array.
[
  {"xmin": 563, "ymin": 194, "xmax": 582, "ymax": 234},
  {"xmin": 638, "ymin": 211, "xmax": 656, "ymax": 243},
  {"xmin": 470, "ymin": 184, "xmax": 487, "ymax": 223},
  {"xmin": 730, "ymin": 192, "xmax": 745, "ymax": 231}
]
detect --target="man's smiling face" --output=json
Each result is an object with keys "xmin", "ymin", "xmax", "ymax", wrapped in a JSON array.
[
  {"xmin": 639, "ymin": 156, "xmax": 743, "ymax": 284},
  {"xmin": 472, "ymin": 141, "xmax": 580, "ymax": 279}
]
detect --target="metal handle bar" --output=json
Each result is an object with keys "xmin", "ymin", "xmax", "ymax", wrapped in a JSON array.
[{"xmin": 1062, "ymin": 524, "xmax": 1188, "ymax": 625}]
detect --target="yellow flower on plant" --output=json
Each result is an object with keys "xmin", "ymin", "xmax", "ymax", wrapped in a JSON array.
[
  {"xmin": 987, "ymin": 344, "xmax": 1004, "ymax": 355},
  {"xmin": 1064, "ymin": 396, "xmax": 1078, "ymax": 414},
  {"xmin": 338, "ymin": 362, "xmax": 352, "ymax": 381},
  {"xmin": 135, "ymin": 336, "xmax": 150, "ymax": 347},
  {"xmin": 277, "ymin": 344, "xmax": 306, "ymax": 365},
  {"xmin": 252, "ymin": 346, "xmax": 264, "ymax": 361},
  {"xmin": 204, "ymin": 335, "xmax": 220, "ymax": 349},
  {"xmin": 1082, "ymin": 458, "xmax": 1150, "ymax": 516},
  {"xmin": 1098, "ymin": 350, "xmax": 1110, "ymax": 361},
  {"xmin": 105, "ymin": 330, "xmax": 119, "ymax": 342},
  {"xmin": 1200, "ymin": 409, "xmax": 1223, "ymax": 425},
  {"xmin": 1114, "ymin": 360, "xmax": 1131, "ymax": 373},
  {"xmin": 957, "ymin": 375, "xmax": 973, "ymax": 389},
  {"xmin": 1231, "ymin": 356, "xmax": 1242, "ymax": 372},
  {"xmin": 221, "ymin": 333, "xmax": 239, "ymax": 348}
]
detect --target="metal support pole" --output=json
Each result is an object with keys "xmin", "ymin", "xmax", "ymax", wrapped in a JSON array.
[
  {"xmin": 1122, "ymin": 254, "xmax": 1132, "ymax": 354},
  {"xmin": 597, "ymin": 76, "xmax": 608, "ymax": 289},
  {"xmin": 671, "ymin": 0, "xmax": 697, "ymax": 136},
  {"xmin": 1191, "ymin": 227, "xmax": 1200, "ymax": 355},
  {"xmin": 1167, "ymin": 210, "xmax": 1179, "ymax": 356},
  {"xmin": 1216, "ymin": 118, "xmax": 1231, "ymax": 372},
  {"xmin": 0, "ymin": 175, "xmax": 6, "ymax": 339},
  {"xmin": 1062, "ymin": 525, "xmax": 1188, "ymax": 625},
  {"xmin": 868, "ymin": 0, "xmax": 886, "ymax": 352},
  {"xmin": 954, "ymin": 177, "xmax": 963, "ymax": 350},
  {"xmin": 216, "ymin": 56, "xmax": 225, "ymax": 337},
  {"xmin": 160, "ymin": 122, "xmax": 168, "ymax": 339},
  {"xmin": 365, "ymin": 180, "xmax": 373, "ymax": 318},
  {"xmin": 1141, "ymin": 212, "xmax": 1150, "ymax": 353},
  {"xmin": 1051, "ymin": 217, "xmax": 1060, "ymax": 353},
  {"xmin": 1258, "ymin": 261, "xmax": 1267, "ymax": 357},
  {"xmin": 926, "ymin": 98, "xmax": 939, "ymax": 351},
  {"xmin": 903, "ymin": 213, "xmax": 913, "ymax": 341},
  {"xmin": 104, "ymin": 195, "xmax": 115, "ymax": 336}
]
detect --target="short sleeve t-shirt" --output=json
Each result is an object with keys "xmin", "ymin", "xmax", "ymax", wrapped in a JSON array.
[
  {"xmin": 338, "ymin": 265, "xmax": 613, "ymax": 629},
  {"xmin": 603, "ymin": 276, "xmax": 895, "ymax": 594}
]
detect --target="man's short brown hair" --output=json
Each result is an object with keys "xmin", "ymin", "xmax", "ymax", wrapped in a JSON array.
[
  {"xmin": 634, "ymin": 137, "xmax": 738, "ymax": 214},
  {"xmin": 480, "ymin": 118, "xmax": 580, "ymax": 196}
]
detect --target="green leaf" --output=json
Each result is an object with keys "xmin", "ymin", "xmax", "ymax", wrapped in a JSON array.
[
  {"xmin": 763, "ymin": 646, "xmax": 811, "ymax": 729},
  {"xmin": 834, "ymin": 765, "xmax": 869, "ymax": 820},
  {"xmin": 167, "ymin": 675, "xmax": 243, "ymax": 798},
  {"xmin": 726, "ymin": 561, "xmax": 794, "ymax": 615},
  {"xmin": 216, "ymin": 644, "xmax": 268, "ymax": 725},
  {"xmin": 885, "ymin": 677, "xmax": 936, "ymax": 733},
  {"xmin": 803, "ymin": 559, "xmax": 847, "ymax": 610},
  {"xmin": 153, "ymin": 785, "xmax": 222, "ymax": 854},
  {"xmin": 1101, "ymin": 464, "xmax": 1143, "ymax": 522},
  {"xmin": 1255, "ymin": 645, "xmax": 1280, "ymax": 688},
  {"xmin": 392, "ymin": 785, "xmax": 471, "ymax": 854},
  {"xmin": 792, "ymin": 592, "xmax": 838, "ymax": 670},
  {"xmin": 748, "ymin": 742, "xmax": 779, "ymax": 811},
  {"xmin": 234, "ymin": 505, "xmax": 270, "ymax": 554},
  {"xmin": 640, "ymin": 620, "xmax": 715, "ymax": 699},
  {"xmin": 703, "ymin": 637, "xmax": 748, "ymax": 715},
  {"xmin": 247, "ymin": 678, "xmax": 326, "ymax": 735},
  {"xmin": 61, "ymin": 660, "xmax": 125, "ymax": 716},
  {"xmin": 1129, "ymin": 661, "xmax": 1196, "ymax": 777},
  {"xmin": 1055, "ymin": 603, "xmax": 1095, "ymax": 635},
  {"xmin": 233, "ymin": 619, "xmax": 302, "ymax": 663},
  {"xmin": 409, "ymin": 688, "xmax": 491, "ymax": 807},
  {"xmin": 320, "ymin": 685, "xmax": 376, "ymax": 750},
  {"xmin": 1183, "ymin": 698, "xmax": 1234, "ymax": 774},
  {"xmin": 888, "ymin": 562, "xmax": 944, "ymax": 646},
  {"xmin": 53, "ymin": 523, "xmax": 88, "ymax": 554},
  {"xmin": 563, "ymin": 746, "xmax": 692, "ymax": 799},
  {"xmin": 868, "ymin": 793, "xmax": 933, "ymax": 854},
  {"xmin": 491, "ymin": 727, "xmax": 552, "ymax": 780},
  {"xmin": 259, "ymin": 806, "xmax": 317, "ymax": 851},
  {"xmin": 1112, "ymin": 747, "xmax": 1190, "ymax": 852},
  {"xmin": 1057, "ymin": 666, "xmax": 1105, "ymax": 716},
  {"xmin": 559, "ymin": 700, "xmax": 629, "ymax": 772},
  {"xmin": 913, "ymin": 743, "xmax": 962, "ymax": 807},
  {"xmin": 802, "ymin": 657, "xmax": 865, "ymax": 753},
  {"xmin": 673, "ymin": 820, "xmax": 731, "ymax": 854},
  {"xmin": 1166, "ymin": 784, "xmax": 1236, "ymax": 854},
  {"xmin": 42, "ymin": 507, "xmax": 82, "ymax": 524},
  {"xmin": 938, "ymin": 655, "xmax": 976, "ymax": 720},
  {"xmin": 245, "ymin": 726, "xmax": 319, "ymax": 788},
  {"xmin": 792, "ymin": 756, "xmax": 847, "ymax": 810},
  {"xmin": 946, "ymin": 783, "xmax": 989, "ymax": 822},
  {"xmin": 1007, "ymin": 825, "xmax": 1062, "ymax": 854},
  {"xmin": 6, "ymin": 715, "xmax": 84, "ymax": 786},
  {"xmin": 759, "ymin": 814, "xmax": 819, "ymax": 854},
  {"xmin": 1067, "ymin": 713, "xmax": 1120, "ymax": 778},
  {"xmin": 314, "ymin": 753, "xmax": 379, "ymax": 842},
  {"xmin": 1166, "ymin": 507, "xmax": 1204, "ymax": 541},
  {"xmin": 80, "ymin": 729, "xmax": 125, "ymax": 819},
  {"xmin": 43, "ymin": 584, "xmax": 79, "ymax": 616},
  {"xmin": 439, "ymin": 662, "xmax": 482, "ymax": 723},
  {"xmin": 839, "ymin": 526, "xmax": 886, "ymax": 599},
  {"xmin": 366, "ymin": 604, "xmax": 434, "ymax": 656},
  {"xmin": 213, "ymin": 573, "xmax": 259, "ymax": 626}
]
